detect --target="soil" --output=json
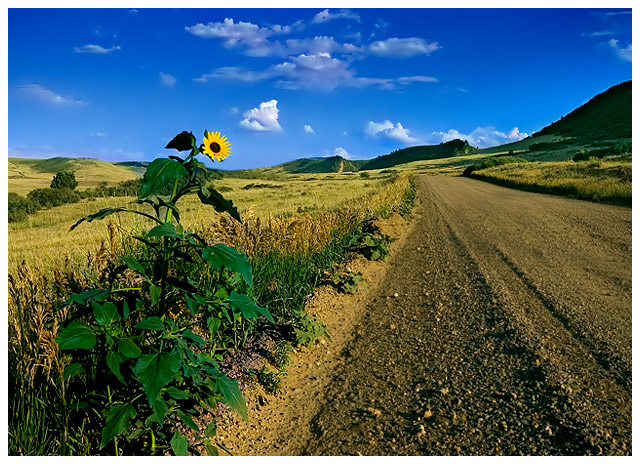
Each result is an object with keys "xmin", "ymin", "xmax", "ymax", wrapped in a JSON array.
[{"xmin": 214, "ymin": 176, "xmax": 632, "ymax": 456}]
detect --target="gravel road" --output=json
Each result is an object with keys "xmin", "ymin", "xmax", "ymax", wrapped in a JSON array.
[{"xmin": 300, "ymin": 176, "xmax": 632, "ymax": 455}]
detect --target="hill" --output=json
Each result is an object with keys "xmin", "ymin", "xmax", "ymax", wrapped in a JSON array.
[
  {"xmin": 360, "ymin": 139, "xmax": 476, "ymax": 171},
  {"xmin": 223, "ymin": 156, "xmax": 367, "ymax": 178},
  {"xmin": 533, "ymin": 80, "xmax": 631, "ymax": 141},
  {"xmin": 8, "ymin": 157, "xmax": 141, "ymax": 195}
]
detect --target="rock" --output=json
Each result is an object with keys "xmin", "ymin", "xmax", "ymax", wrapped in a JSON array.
[
  {"xmin": 423, "ymin": 409, "xmax": 433, "ymax": 419},
  {"xmin": 394, "ymin": 293, "xmax": 399, "ymax": 298},
  {"xmin": 416, "ymin": 424, "xmax": 426, "ymax": 437}
]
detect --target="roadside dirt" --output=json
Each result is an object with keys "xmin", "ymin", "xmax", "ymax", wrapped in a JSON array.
[{"xmin": 215, "ymin": 176, "xmax": 632, "ymax": 456}]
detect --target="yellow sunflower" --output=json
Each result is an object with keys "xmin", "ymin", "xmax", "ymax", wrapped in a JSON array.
[
  {"xmin": 166, "ymin": 299, "xmax": 187, "ymax": 320},
  {"xmin": 202, "ymin": 130, "xmax": 231, "ymax": 162}
]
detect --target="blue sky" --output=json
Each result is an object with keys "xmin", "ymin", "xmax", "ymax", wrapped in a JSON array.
[{"xmin": 8, "ymin": 8, "xmax": 632, "ymax": 170}]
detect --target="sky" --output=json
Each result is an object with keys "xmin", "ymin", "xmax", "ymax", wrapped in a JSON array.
[{"xmin": 7, "ymin": 7, "xmax": 633, "ymax": 170}]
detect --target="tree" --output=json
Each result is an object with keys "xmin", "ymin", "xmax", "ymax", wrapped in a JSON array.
[{"xmin": 50, "ymin": 171, "xmax": 78, "ymax": 190}]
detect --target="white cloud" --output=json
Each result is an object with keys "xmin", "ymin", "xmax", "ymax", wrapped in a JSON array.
[
  {"xmin": 185, "ymin": 18, "xmax": 292, "ymax": 57},
  {"xmin": 73, "ymin": 44, "xmax": 121, "ymax": 54},
  {"xmin": 90, "ymin": 131, "xmax": 107, "ymax": 137},
  {"xmin": 365, "ymin": 120, "xmax": 419, "ymax": 144},
  {"xmin": 239, "ymin": 100, "xmax": 282, "ymax": 132},
  {"xmin": 304, "ymin": 124, "xmax": 315, "ymax": 134},
  {"xmin": 230, "ymin": 107, "xmax": 239, "ymax": 114},
  {"xmin": 333, "ymin": 147, "xmax": 353, "ymax": 159},
  {"xmin": 312, "ymin": 9, "xmax": 360, "ymax": 24},
  {"xmin": 607, "ymin": 38, "xmax": 632, "ymax": 62},
  {"xmin": 17, "ymin": 84, "xmax": 87, "ymax": 106},
  {"xmin": 430, "ymin": 126, "xmax": 529, "ymax": 148},
  {"xmin": 198, "ymin": 53, "xmax": 437, "ymax": 92},
  {"xmin": 368, "ymin": 38, "xmax": 441, "ymax": 58},
  {"xmin": 159, "ymin": 72, "xmax": 177, "ymax": 87}
]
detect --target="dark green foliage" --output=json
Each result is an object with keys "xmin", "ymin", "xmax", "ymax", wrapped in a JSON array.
[
  {"xmin": 8, "ymin": 192, "xmax": 37, "ymax": 222},
  {"xmin": 534, "ymin": 80, "xmax": 631, "ymax": 141},
  {"xmin": 51, "ymin": 171, "xmax": 78, "ymax": 190},
  {"xmin": 463, "ymin": 156, "xmax": 528, "ymax": 177},
  {"xmin": 360, "ymin": 139, "xmax": 477, "ymax": 171},
  {"xmin": 360, "ymin": 171, "xmax": 370, "ymax": 178},
  {"xmin": 331, "ymin": 271, "xmax": 365, "ymax": 294},
  {"xmin": 572, "ymin": 142, "xmax": 632, "ymax": 161},
  {"xmin": 250, "ymin": 366, "xmax": 284, "ymax": 395},
  {"xmin": 27, "ymin": 187, "xmax": 80, "ymax": 209}
]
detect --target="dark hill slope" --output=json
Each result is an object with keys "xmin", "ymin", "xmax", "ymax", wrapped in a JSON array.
[
  {"xmin": 292, "ymin": 156, "xmax": 363, "ymax": 173},
  {"xmin": 360, "ymin": 139, "xmax": 476, "ymax": 171},
  {"xmin": 534, "ymin": 80, "xmax": 631, "ymax": 141}
]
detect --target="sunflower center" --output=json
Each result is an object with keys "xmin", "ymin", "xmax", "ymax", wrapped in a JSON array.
[{"xmin": 209, "ymin": 142, "xmax": 221, "ymax": 153}]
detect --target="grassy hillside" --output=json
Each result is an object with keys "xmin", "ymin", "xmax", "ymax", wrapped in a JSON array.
[
  {"xmin": 360, "ymin": 139, "xmax": 476, "ymax": 170},
  {"xmin": 223, "ymin": 156, "xmax": 367, "ymax": 178},
  {"xmin": 534, "ymin": 80, "xmax": 631, "ymax": 141},
  {"xmin": 8, "ymin": 157, "xmax": 141, "ymax": 195}
]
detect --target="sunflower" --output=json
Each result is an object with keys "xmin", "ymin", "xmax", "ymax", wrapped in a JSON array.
[
  {"xmin": 166, "ymin": 299, "xmax": 187, "ymax": 320},
  {"xmin": 202, "ymin": 130, "xmax": 231, "ymax": 162}
]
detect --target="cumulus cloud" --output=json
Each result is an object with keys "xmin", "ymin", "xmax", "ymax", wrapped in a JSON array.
[
  {"xmin": 607, "ymin": 38, "xmax": 632, "ymax": 61},
  {"xmin": 73, "ymin": 44, "xmax": 121, "ymax": 54},
  {"xmin": 367, "ymin": 38, "xmax": 441, "ymax": 58},
  {"xmin": 312, "ymin": 9, "xmax": 360, "ymax": 24},
  {"xmin": 430, "ymin": 126, "xmax": 529, "ymax": 148},
  {"xmin": 304, "ymin": 124, "xmax": 315, "ymax": 134},
  {"xmin": 17, "ymin": 84, "xmax": 87, "ymax": 106},
  {"xmin": 185, "ymin": 18, "xmax": 293, "ymax": 57},
  {"xmin": 239, "ymin": 100, "xmax": 282, "ymax": 132},
  {"xmin": 365, "ymin": 120, "xmax": 420, "ymax": 144},
  {"xmin": 332, "ymin": 147, "xmax": 352, "ymax": 159},
  {"xmin": 159, "ymin": 72, "xmax": 177, "ymax": 87}
]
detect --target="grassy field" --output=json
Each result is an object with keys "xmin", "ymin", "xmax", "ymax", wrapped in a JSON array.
[
  {"xmin": 8, "ymin": 157, "xmax": 140, "ymax": 195},
  {"xmin": 8, "ymin": 173, "xmax": 392, "ymax": 272},
  {"xmin": 467, "ymin": 157, "xmax": 632, "ymax": 206}
]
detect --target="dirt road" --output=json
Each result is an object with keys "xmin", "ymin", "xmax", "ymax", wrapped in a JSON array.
[{"xmin": 221, "ymin": 176, "xmax": 632, "ymax": 455}]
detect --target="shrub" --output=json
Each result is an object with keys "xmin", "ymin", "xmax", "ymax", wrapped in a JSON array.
[
  {"xmin": 51, "ymin": 171, "xmax": 78, "ymax": 190},
  {"xmin": 27, "ymin": 188, "xmax": 80, "ymax": 209},
  {"xmin": 8, "ymin": 193, "xmax": 37, "ymax": 223}
]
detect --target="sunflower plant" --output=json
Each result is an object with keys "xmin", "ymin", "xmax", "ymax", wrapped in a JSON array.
[{"xmin": 56, "ymin": 130, "xmax": 272, "ymax": 456}]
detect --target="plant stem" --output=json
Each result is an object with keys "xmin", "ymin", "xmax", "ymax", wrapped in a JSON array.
[{"xmin": 165, "ymin": 179, "xmax": 179, "ymax": 223}]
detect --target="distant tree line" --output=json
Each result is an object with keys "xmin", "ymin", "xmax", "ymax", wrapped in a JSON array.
[{"xmin": 8, "ymin": 171, "xmax": 143, "ymax": 223}]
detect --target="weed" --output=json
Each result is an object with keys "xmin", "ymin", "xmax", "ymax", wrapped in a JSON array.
[
  {"xmin": 331, "ymin": 271, "xmax": 366, "ymax": 294},
  {"xmin": 250, "ymin": 366, "xmax": 285, "ymax": 395}
]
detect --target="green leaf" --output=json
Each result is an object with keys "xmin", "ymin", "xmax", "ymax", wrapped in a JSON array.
[
  {"xmin": 106, "ymin": 352, "xmax": 126, "ymax": 385},
  {"xmin": 204, "ymin": 443, "xmax": 219, "ymax": 456},
  {"xmin": 70, "ymin": 207, "xmax": 128, "ymax": 231},
  {"xmin": 134, "ymin": 351, "xmax": 182, "ymax": 407},
  {"xmin": 213, "ymin": 373, "xmax": 248, "ymax": 423},
  {"xmin": 146, "ymin": 223, "xmax": 181, "ymax": 239},
  {"xmin": 57, "ymin": 321, "xmax": 97, "ymax": 350},
  {"xmin": 134, "ymin": 316, "xmax": 164, "ymax": 331},
  {"xmin": 201, "ymin": 244, "xmax": 252, "ymax": 287},
  {"xmin": 122, "ymin": 257, "xmax": 146, "ymax": 274},
  {"xmin": 182, "ymin": 329, "xmax": 205, "ymax": 346},
  {"xmin": 226, "ymin": 291, "xmax": 273, "ymax": 323},
  {"xmin": 165, "ymin": 386, "xmax": 189, "ymax": 400},
  {"xmin": 166, "ymin": 131, "xmax": 197, "ymax": 152},
  {"xmin": 204, "ymin": 421, "xmax": 217, "ymax": 438},
  {"xmin": 201, "ymin": 365, "xmax": 248, "ymax": 423},
  {"xmin": 92, "ymin": 301, "xmax": 120, "ymax": 326},
  {"xmin": 171, "ymin": 431, "xmax": 189, "ymax": 456},
  {"xmin": 139, "ymin": 158, "xmax": 188, "ymax": 199},
  {"xmin": 100, "ymin": 402, "xmax": 137, "ymax": 449},
  {"xmin": 122, "ymin": 300, "xmax": 130, "ymax": 318},
  {"xmin": 64, "ymin": 288, "xmax": 111, "ymax": 306},
  {"xmin": 63, "ymin": 363, "xmax": 84, "ymax": 380},
  {"xmin": 151, "ymin": 396, "xmax": 167, "ymax": 424},
  {"xmin": 207, "ymin": 317, "xmax": 221, "ymax": 337},
  {"xmin": 178, "ymin": 410, "xmax": 199, "ymax": 432},
  {"xmin": 118, "ymin": 338, "xmax": 142, "ymax": 358},
  {"xmin": 198, "ymin": 186, "xmax": 241, "ymax": 222},
  {"xmin": 150, "ymin": 285, "xmax": 162, "ymax": 307}
]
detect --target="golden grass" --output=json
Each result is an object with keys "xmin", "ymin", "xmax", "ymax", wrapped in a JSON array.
[
  {"xmin": 470, "ymin": 158, "xmax": 632, "ymax": 205},
  {"xmin": 8, "ymin": 173, "xmax": 390, "ymax": 272},
  {"xmin": 8, "ymin": 157, "xmax": 140, "ymax": 196}
]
